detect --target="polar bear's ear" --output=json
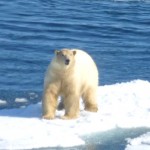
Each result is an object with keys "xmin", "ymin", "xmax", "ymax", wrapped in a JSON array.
[
  {"xmin": 55, "ymin": 50, "xmax": 60, "ymax": 55},
  {"xmin": 73, "ymin": 51, "xmax": 76, "ymax": 56}
]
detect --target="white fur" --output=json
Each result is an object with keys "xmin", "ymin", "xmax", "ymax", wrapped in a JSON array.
[{"xmin": 42, "ymin": 49, "xmax": 99, "ymax": 119}]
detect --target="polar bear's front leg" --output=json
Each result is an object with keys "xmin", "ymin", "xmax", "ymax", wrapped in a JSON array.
[
  {"xmin": 42, "ymin": 86, "xmax": 58, "ymax": 120},
  {"xmin": 61, "ymin": 95, "xmax": 80, "ymax": 120}
]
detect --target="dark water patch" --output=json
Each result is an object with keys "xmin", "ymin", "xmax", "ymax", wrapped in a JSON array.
[{"xmin": 0, "ymin": 90, "xmax": 41, "ymax": 109}]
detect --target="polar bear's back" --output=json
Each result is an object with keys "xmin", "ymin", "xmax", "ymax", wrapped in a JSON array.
[{"xmin": 71, "ymin": 49, "xmax": 99, "ymax": 86}]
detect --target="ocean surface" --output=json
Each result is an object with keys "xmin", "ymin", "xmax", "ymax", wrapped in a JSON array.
[{"xmin": 0, "ymin": 0, "xmax": 150, "ymax": 149}]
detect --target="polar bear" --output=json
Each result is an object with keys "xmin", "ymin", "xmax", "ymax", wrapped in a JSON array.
[{"xmin": 42, "ymin": 49, "xmax": 99, "ymax": 120}]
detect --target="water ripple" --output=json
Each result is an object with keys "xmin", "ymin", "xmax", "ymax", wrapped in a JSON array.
[{"xmin": 0, "ymin": 0, "xmax": 150, "ymax": 101}]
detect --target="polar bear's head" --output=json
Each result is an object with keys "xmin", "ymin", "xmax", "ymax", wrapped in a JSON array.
[{"xmin": 54, "ymin": 49, "xmax": 76, "ymax": 69}]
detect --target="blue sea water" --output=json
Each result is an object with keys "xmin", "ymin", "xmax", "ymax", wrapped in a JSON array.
[{"xmin": 0, "ymin": 0, "xmax": 150, "ymax": 149}]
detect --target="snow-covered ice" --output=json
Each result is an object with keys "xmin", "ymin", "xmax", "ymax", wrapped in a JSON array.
[
  {"xmin": 0, "ymin": 100, "xmax": 7, "ymax": 106},
  {"xmin": 126, "ymin": 132, "xmax": 150, "ymax": 150},
  {"xmin": 0, "ymin": 80, "xmax": 150, "ymax": 149},
  {"xmin": 15, "ymin": 98, "xmax": 28, "ymax": 103}
]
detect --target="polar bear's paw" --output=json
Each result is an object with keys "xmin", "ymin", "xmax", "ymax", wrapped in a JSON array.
[{"xmin": 42, "ymin": 114, "xmax": 55, "ymax": 120}]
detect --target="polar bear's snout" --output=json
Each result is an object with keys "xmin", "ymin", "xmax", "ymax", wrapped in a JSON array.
[{"xmin": 65, "ymin": 59, "xmax": 70, "ymax": 65}]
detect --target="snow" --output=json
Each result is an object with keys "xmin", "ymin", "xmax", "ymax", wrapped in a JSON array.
[
  {"xmin": 0, "ymin": 80, "xmax": 150, "ymax": 149},
  {"xmin": 126, "ymin": 132, "xmax": 150, "ymax": 150}
]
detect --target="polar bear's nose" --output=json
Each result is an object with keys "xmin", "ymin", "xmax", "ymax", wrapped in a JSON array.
[{"xmin": 65, "ymin": 59, "xmax": 70, "ymax": 65}]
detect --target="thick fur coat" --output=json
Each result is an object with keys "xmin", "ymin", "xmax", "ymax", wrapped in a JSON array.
[{"xmin": 42, "ymin": 49, "xmax": 99, "ymax": 119}]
